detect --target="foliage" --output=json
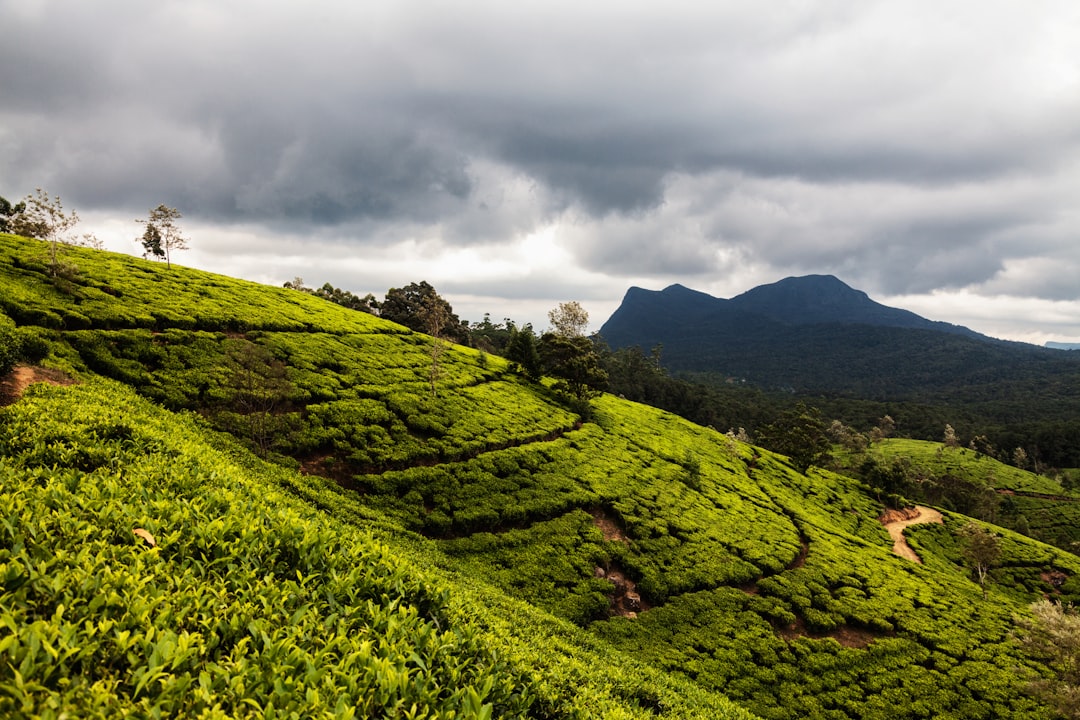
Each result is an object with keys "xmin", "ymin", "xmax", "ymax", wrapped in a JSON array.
[
  {"xmin": 381, "ymin": 281, "xmax": 469, "ymax": 343},
  {"xmin": 958, "ymin": 523, "xmax": 1001, "ymax": 599},
  {"xmin": 548, "ymin": 301, "xmax": 589, "ymax": 338},
  {"xmin": 135, "ymin": 204, "xmax": 188, "ymax": 268},
  {"xmin": 1015, "ymin": 600, "xmax": 1080, "ymax": 719},
  {"xmin": 3, "ymin": 188, "xmax": 99, "ymax": 283},
  {"xmin": 539, "ymin": 332, "xmax": 608, "ymax": 403},
  {"xmin": 756, "ymin": 403, "xmax": 832, "ymax": 473},
  {"xmin": 505, "ymin": 323, "xmax": 542, "ymax": 380},
  {"xmin": 0, "ymin": 195, "xmax": 26, "ymax": 233}
]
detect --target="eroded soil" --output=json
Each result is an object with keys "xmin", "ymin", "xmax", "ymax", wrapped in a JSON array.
[{"xmin": 0, "ymin": 365, "xmax": 76, "ymax": 406}]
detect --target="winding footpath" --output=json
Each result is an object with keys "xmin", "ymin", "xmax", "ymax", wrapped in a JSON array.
[{"xmin": 881, "ymin": 506, "xmax": 944, "ymax": 563}]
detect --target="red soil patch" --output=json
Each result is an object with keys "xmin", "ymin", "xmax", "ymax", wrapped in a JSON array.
[
  {"xmin": 775, "ymin": 617, "xmax": 881, "ymax": 649},
  {"xmin": 591, "ymin": 507, "xmax": 629, "ymax": 544},
  {"xmin": 0, "ymin": 365, "xmax": 76, "ymax": 406}
]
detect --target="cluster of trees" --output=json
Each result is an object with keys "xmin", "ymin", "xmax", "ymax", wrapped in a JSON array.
[
  {"xmin": 288, "ymin": 279, "xmax": 609, "ymax": 407},
  {"xmin": 2, "ymin": 189, "xmax": 189, "ymax": 277}
]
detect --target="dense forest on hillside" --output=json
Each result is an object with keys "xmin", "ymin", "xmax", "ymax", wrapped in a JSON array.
[
  {"xmin": 596, "ymin": 283, "xmax": 1080, "ymax": 472},
  {"xmin": 3, "ymin": 233, "xmax": 1080, "ymax": 719}
]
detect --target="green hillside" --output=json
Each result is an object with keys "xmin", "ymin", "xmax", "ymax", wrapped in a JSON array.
[
  {"xmin": 3, "ymin": 234, "xmax": 1080, "ymax": 719},
  {"xmin": 848, "ymin": 438, "xmax": 1080, "ymax": 552}
]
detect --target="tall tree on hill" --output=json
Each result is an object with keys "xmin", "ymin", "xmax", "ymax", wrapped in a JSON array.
[
  {"xmin": 756, "ymin": 402, "xmax": 832, "ymax": 474},
  {"xmin": 539, "ymin": 332, "xmax": 608, "ymax": 404},
  {"xmin": 548, "ymin": 300, "xmax": 589, "ymax": 338},
  {"xmin": 381, "ymin": 281, "xmax": 469, "ymax": 343},
  {"xmin": 958, "ymin": 522, "xmax": 1000, "ymax": 600},
  {"xmin": 136, "ymin": 204, "xmax": 188, "ymax": 268},
  {"xmin": 419, "ymin": 292, "xmax": 451, "ymax": 397},
  {"xmin": 504, "ymin": 322, "xmax": 541, "ymax": 380}
]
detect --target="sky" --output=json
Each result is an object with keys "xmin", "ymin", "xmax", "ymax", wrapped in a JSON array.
[{"xmin": 2, "ymin": 1, "xmax": 1079, "ymax": 344}]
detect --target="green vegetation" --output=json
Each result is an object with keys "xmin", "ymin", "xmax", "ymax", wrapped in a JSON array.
[
  {"xmin": 845, "ymin": 438, "xmax": 1080, "ymax": 552},
  {"xmin": 4, "ymin": 233, "xmax": 1080, "ymax": 719}
]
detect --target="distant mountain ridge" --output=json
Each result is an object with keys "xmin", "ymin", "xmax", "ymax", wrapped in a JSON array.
[
  {"xmin": 606, "ymin": 275, "xmax": 981, "ymax": 340},
  {"xmin": 599, "ymin": 275, "xmax": 1080, "ymax": 400}
]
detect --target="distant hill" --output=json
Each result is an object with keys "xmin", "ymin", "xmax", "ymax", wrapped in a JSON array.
[
  {"xmin": 1046, "ymin": 341, "xmax": 1080, "ymax": 350},
  {"xmin": 599, "ymin": 275, "xmax": 1080, "ymax": 405}
]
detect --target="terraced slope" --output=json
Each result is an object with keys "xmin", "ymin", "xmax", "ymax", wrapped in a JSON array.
[
  {"xmin": 853, "ymin": 438, "xmax": 1080, "ymax": 551},
  {"xmin": 3, "ymin": 234, "xmax": 1080, "ymax": 720}
]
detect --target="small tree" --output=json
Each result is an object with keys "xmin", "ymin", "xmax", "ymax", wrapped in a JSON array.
[
  {"xmin": 538, "ymin": 332, "xmax": 608, "ymax": 406},
  {"xmin": 418, "ymin": 293, "xmax": 451, "ymax": 397},
  {"xmin": 958, "ymin": 522, "xmax": 1000, "ymax": 599},
  {"xmin": 1015, "ymin": 600, "xmax": 1080, "ymax": 719},
  {"xmin": 548, "ymin": 301, "xmax": 590, "ymax": 338},
  {"xmin": 136, "ymin": 204, "xmax": 188, "ymax": 268},
  {"xmin": 943, "ymin": 423, "xmax": 959, "ymax": 448},
  {"xmin": 6, "ymin": 188, "xmax": 99, "ymax": 281}
]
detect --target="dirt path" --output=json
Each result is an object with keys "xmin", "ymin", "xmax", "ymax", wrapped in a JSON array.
[{"xmin": 880, "ymin": 506, "xmax": 943, "ymax": 563}]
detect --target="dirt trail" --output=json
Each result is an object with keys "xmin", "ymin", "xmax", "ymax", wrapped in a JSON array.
[{"xmin": 880, "ymin": 506, "xmax": 943, "ymax": 563}]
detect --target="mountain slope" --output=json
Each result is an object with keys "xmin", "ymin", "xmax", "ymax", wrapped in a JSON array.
[
  {"xmin": 728, "ymin": 275, "xmax": 978, "ymax": 335},
  {"xmin": 3, "ymin": 234, "xmax": 1079, "ymax": 719},
  {"xmin": 598, "ymin": 276, "xmax": 1080, "ymax": 415}
]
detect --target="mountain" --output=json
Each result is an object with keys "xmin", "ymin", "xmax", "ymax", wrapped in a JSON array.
[
  {"xmin": 599, "ymin": 275, "xmax": 1080, "ymax": 406},
  {"xmin": 3, "ymin": 234, "xmax": 1080, "ymax": 719}
]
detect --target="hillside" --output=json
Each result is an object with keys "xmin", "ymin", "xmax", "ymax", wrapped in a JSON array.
[
  {"xmin": 3, "ymin": 234, "xmax": 1080, "ymax": 719},
  {"xmin": 843, "ymin": 438, "xmax": 1080, "ymax": 552}
]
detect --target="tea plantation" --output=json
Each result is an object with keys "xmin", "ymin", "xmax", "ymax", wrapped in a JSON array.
[{"xmin": 3, "ymin": 233, "xmax": 1079, "ymax": 719}]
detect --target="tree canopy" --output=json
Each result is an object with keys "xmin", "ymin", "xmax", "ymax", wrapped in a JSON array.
[
  {"xmin": 381, "ymin": 281, "xmax": 469, "ymax": 343},
  {"xmin": 548, "ymin": 301, "xmax": 589, "ymax": 338}
]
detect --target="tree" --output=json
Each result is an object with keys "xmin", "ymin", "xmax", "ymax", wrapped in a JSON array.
[
  {"xmin": 538, "ymin": 332, "xmax": 608, "ymax": 404},
  {"xmin": 5, "ymin": 188, "xmax": 99, "ymax": 280},
  {"xmin": 504, "ymin": 322, "xmax": 541, "ymax": 380},
  {"xmin": 469, "ymin": 314, "xmax": 515, "ymax": 355},
  {"xmin": 756, "ymin": 402, "xmax": 832, "ymax": 474},
  {"xmin": 0, "ymin": 195, "xmax": 26, "ymax": 233},
  {"xmin": 381, "ymin": 281, "xmax": 468, "ymax": 343},
  {"xmin": 548, "ymin": 301, "xmax": 590, "ymax": 338},
  {"xmin": 943, "ymin": 423, "xmax": 959, "ymax": 448},
  {"xmin": 136, "ymin": 204, "xmax": 188, "ymax": 268},
  {"xmin": 958, "ymin": 522, "xmax": 1000, "ymax": 599},
  {"xmin": 1015, "ymin": 599, "xmax": 1080, "ymax": 718},
  {"xmin": 313, "ymin": 283, "xmax": 378, "ymax": 314},
  {"xmin": 418, "ymin": 291, "xmax": 452, "ymax": 397}
]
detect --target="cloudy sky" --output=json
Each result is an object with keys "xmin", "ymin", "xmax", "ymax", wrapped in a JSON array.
[{"xmin": 3, "ymin": 1, "xmax": 1079, "ymax": 344}]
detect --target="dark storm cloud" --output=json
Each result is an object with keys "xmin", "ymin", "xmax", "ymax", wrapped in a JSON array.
[{"xmin": 2, "ymin": 0, "xmax": 1079, "ymax": 332}]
